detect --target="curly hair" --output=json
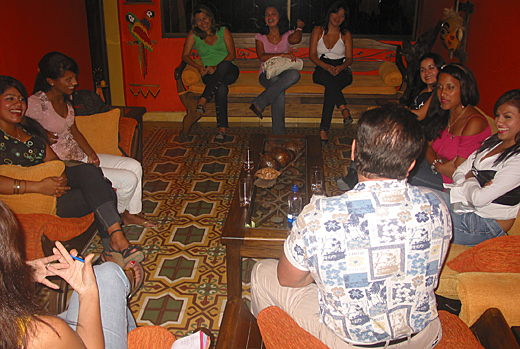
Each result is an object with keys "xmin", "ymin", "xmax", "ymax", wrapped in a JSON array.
[{"xmin": 258, "ymin": 5, "xmax": 290, "ymax": 36}]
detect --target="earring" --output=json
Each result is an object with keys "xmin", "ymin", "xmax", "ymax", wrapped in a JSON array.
[{"xmin": 51, "ymin": 83, "xmax": 54, "ymax": 86}]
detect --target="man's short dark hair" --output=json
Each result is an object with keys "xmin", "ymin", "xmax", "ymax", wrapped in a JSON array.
[{"xmin": 355, "ymin": 104, "xmax": 425, "ymax": 180}]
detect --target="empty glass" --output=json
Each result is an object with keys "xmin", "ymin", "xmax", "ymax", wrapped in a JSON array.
[
  {"xmin": 310, "ymin": 166, "xmax": 325, "ymax": 196},
  {"xmin": 243, "ymin": 148, "xmax": 254, "ymax": 171},
  {"xmin": 239, "ymin": 175, "xmax": 253, "ymax": 207}
]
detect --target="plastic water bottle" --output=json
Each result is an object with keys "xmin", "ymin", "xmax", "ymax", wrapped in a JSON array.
[{"xmin": 287, "ymin": 184, "xmax": 303, "ymax": 229}]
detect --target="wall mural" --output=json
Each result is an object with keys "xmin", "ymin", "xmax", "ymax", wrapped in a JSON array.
[{"xmin": 126, "ymin": 10, "xmax": 156, "ymax": 78}]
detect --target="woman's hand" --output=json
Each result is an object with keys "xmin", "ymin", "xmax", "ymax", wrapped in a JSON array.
[
  {"xmin": 38, "ymin": 177, "xmax": 70, "ymax": 197},
  {"xmin": 206, "ymin": 65, "xmax": 217, "ymax": 74},
  {"xmin": 283, "ymin": 52, "xmax": 297, "ymax": 62},
  {"xmin": 46, "ymin": 131, "xmax": 59, "ymax": 145},
  {"xmin": 47, "ymin": 241, "xmax": 98, "ymax": 297},
  {"xmin": 325, "ymin": 64, "xmax": 338, "ymax": 76},
  {"xmin": 196, "ymin": 64, "xmax": 209, "ymax": 76},
  {"xmin": 26, "ymin": 254, "xmax": 64, "ymax": 289},
  {"xmin": 296, "ymin": 19, "xmax": 305, "ymax": 29},
  {"xmin": 436, "ymin": 158, "xmax": 457, "ymax": 177},
  {"xmin": 87, "ymin": 152, "xmax": 100, "ymax": 167}
]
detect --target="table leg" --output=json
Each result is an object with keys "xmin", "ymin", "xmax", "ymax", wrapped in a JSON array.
[{"xmin": 225, "ymin": 245, "xmax": 242, "ymax": 300}]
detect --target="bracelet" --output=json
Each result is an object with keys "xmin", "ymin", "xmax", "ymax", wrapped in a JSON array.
[
  {"xmin": 13, "ymin": 179, "xmax": 21, "ymax": 194},
  {"xmin": 295, "ymin": 27, "xmax": 302, "ymax": 31},
  {"xmin": 431, "ymin": 159, "xmax": 442, "ymax": 175}
]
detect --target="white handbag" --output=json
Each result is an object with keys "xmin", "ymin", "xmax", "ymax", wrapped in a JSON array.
[{"xmin": 263, "ymin": 56, "xmax": 303, "ymax": 79}]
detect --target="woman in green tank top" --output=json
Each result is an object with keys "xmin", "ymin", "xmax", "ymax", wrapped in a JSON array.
[{"xmin": 182, "ymin": 5, "xmax": 240, "ymax": 141}]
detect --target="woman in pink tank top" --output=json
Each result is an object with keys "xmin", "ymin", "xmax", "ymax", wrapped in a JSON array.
[{"xmin": 410, "ymin": 63, "xmax": 491, "ymax": 187}]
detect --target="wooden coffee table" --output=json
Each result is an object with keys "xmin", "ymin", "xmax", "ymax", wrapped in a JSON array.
[{"xmin": 221, "ymin": 134, "xmax": 323, "ymax": 299}]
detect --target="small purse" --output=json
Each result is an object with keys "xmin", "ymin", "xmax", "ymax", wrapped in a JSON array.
[{"xmin": 263, "ymin": 56, "xmax": 303, "ymax": 79}]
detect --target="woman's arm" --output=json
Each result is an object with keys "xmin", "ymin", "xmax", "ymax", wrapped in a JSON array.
[
  {"xmin": 222, "ymin": 27, "xmax": 236, "ymax": 61},
  {"xmin": 336, "ymin": 31, "xmax": 353, "ymax": 72},
  {"xmin": 28, "ymin": 315, "xmax": 88, "ymax": 349},
  {"xmin": 70, "ymin": 122, "xmax": 99, "ymax": 166},
  {"xmin": 182, "ymin": 31, "xmax": 208, "ymax": 76},
  {"xmin": 309, "ymin": 27, "xmax": 330, "ymax": 69},
  {"xmin": 287, "ymin": 20, "xmax": 305, "ymax": 44},
  {"xmin": 255, "ymin": 38, "xmax": 296, "ymax": 62},
  {"xmin": 410, "ymin": 94, "xmax": 433, "ymax": 121},
  {"xmin": 47, "ymin": 242, "xmax": 104, "ymax": 349}
]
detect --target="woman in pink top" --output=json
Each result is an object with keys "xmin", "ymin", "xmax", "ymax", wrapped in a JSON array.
[
  {"xmin": 408, "ymin": 63, "xmax": 491, "ymax": 188},
  {"xmin": 249, "ymin": 6, "xmax": 304, "ymax": 134}
]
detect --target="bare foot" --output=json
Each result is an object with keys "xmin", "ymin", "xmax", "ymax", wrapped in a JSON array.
[{"xmin": 122, "ymin": 211, "xmax": 158, "ymax": 227}]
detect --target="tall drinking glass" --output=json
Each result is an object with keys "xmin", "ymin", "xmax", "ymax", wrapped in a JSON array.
[{"xmin": 310, "ymin": 166, "xmax": 325, "ymax": 196}]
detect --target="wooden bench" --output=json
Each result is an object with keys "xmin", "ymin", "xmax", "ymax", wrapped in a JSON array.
[{"xmin": 175, "ymin": 34, "xmax": 403, "ymax": 139}]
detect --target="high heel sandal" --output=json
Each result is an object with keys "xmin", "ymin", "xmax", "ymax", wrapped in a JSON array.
[
  {"xmin": 196, "ymin": 104, "xmax": 206, "ymax": 114},
  {"xmin": 100, "ymin": 229, "xmax": 144, "ymax": 268},
  {"xmin": 342, "ymin": 108, "xmax": 353, "ymax": 126},
  {"xmin": 249, "ymin": 104, "xmax": 263, "ymax": 120},
  {"xmin": 320, "ymin": 129, "xmax": 329, "ymax": 145}
]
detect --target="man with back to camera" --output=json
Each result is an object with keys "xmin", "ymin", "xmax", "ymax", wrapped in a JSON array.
[{"xmin": 251, "ymin": 104, "xmax": 452, "ymax": 348}]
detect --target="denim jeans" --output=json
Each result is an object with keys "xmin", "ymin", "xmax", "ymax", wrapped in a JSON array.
[
  {"xmin": 312, "ymin": 57, "xmax": 352, "ymax": 131},
  {"xmin": 201, "ymin": 60, "xmax": 240, "ymax": 128},
  {"xmin": 434, "ymin": 190, "xmax": 505, "ymax": 246},
  {"xmin": 59, "ymin": 262, "xmax": 137, "ymax": 349},
  {"xmin": 56, "ymin": 163, "xmax": 121, "ymax": 240},
  {"xmin": 407, "ymin": 156, "xmax": 445, "ymax": 192},
  {"xmin": 253, "ymin": 70, "xmax": 301, "ymax": 134}
]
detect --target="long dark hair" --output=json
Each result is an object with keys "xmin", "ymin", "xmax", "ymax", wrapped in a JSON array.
[
  {"xmin": 320, "ymin": 1, "xmax": 349, "ymax": 35},
  {"xmin": 0, "ymin": 76, "xmax": 49, "ymax": 143},
  {"xmin": 402, "ymin": 52, "xmax": 445, "ymax": 108},
  {"xmin": 0, "ymin": 199, "xmax": 47, "ymax": 348},
  {"xmin": 477, "ymin": 89, "xmax": 520, "ymax": 165},
  {"xmin": 421, "ymin": 63, "xmax": 479, "ymax": 141},
  {"xmin": 33, "ymin": 52, "xmax": 79, "ymax": 94},
  {"xmin": 191, "ymin": 5, "xmax": 222, "ymax": 40},
  {"xmin": 258, "ymin": 5, "xmax": 290, "ymax": 36}
]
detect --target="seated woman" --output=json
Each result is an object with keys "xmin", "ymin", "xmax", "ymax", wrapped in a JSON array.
[
  {"xmin": 436, "ymin": 89, "xmax": 520, "ymax": 246},
  {"xmin": 249, "ymin": 5, "xmax": 304, "ymax": 135},
  {"xmin": 0, "ymin": 199, "xmax": 137, "ymax": 348},
  {"xmin": 0, "ymin": 75, "xmax": 143, "ymax": 268},
  {"xmin": 27, "ymin": 52, "xmax": 156, "ymax": 228},
  {"xmin": 402, "ymin": 52, "xmax": 446, "ymax": 121},
  {"xmin": 309, "ymin": 1, "xmax": 353, "ymax": 144},
  {"xmin": 181, "ymin": 5, "xmax": 239, "ymax": 141},
  {"xmin": 407, "ymin": 63, "xmax": 491, "ymax": 190}
]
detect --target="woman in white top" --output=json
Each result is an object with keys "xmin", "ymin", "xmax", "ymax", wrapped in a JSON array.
[
  {"xmin": 309, "ymin": 1, "xmax": 353, "ymax": 144},
  {"xmin": 437, "ymin": 89, "xmax": 520, "ymax": 246}
]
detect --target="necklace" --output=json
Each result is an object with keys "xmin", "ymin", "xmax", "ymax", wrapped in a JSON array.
[
  {"xmin": 446, "ymin": 106, "xmax": 469, "ymax": 139},
  {"xmin": 0, "ymin": 125, "xmax": 22, "ymax": 142}
]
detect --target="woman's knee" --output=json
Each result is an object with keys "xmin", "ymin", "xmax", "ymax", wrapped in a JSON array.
[{"xmin": 286, "ymin": 69, "xmax": 301, "ymax": 84}]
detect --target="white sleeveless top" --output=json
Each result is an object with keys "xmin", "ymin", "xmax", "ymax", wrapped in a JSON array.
[{"xmin": 316, "ymin": 31, "xmax": 345, "ymax": 60}]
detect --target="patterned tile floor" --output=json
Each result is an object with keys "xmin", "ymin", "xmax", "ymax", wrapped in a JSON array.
[{"xmin": 86, "ymin": 122, "xmax": 356, "ymax": 341}]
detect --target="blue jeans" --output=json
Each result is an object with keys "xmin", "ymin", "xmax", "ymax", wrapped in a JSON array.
[
  {"xmin": 407, "ymin": 156, "xmax": 444, "ymax": 191},
  {"xmin": 59, "ymin": 262, "xmax": 137, "ymax": 348},
  {"xmin": 253, "ymin": 70, "xmax": 301, "ymax": 134},
  {"xmin": 201, "ymin": 60, "xmax": 240, "ymax": 128},
  {"xmin": 434, "ymin": 190, "xmax": 505, "ymax": 246}
]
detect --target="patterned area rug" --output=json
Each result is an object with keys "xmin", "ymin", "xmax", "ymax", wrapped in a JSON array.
[{"xmin": 86, "ymin": 123, "xmax": 355, "ymax": 341}]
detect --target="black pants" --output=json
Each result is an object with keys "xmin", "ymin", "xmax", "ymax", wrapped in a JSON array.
[
  {"xmin": 201, "ymin": 60, "xmax": 240, "ymax": 128},
  {"xmin": 56, "ymin": 163, "xmax": 121, "ymax": 239},
  {"xmin": 312, "ymin": 56, "xmax": 353, "ymax": 131}
]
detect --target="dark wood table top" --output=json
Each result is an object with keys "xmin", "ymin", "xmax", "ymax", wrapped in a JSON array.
[{"xmin": 221, "ymin": 134, "xmax": 323, "ymax": 255}]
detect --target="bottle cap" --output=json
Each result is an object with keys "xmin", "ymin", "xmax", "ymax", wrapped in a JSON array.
[{"xmin": 292, "ymin": 184, "xmax": 299, "ymax": 192}]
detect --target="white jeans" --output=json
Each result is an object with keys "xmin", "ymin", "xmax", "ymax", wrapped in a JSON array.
[
  {"xmin": 90, "ymin": 154, "xmax": 143, "ymax": 214},
  {"xmin": 251, "ymin": 259, "xmax": 442, "ymax": 349}
]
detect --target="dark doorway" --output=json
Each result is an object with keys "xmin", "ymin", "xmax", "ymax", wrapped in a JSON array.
[{"xmin": 85, "ymin": 0, "xmax": 112, "ymax": 104}]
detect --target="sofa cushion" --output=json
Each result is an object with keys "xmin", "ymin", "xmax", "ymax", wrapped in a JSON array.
[
  {"xmin": 446, "ymin": 236, "xmax": 520, "ymax": 273},
  {"xmin": 257, "ymin": 306, "xmax": 329, "ymax": 349},
  {"xmin": 456, "ymin": 272, "xmax": 520, "ymax": 326},
  {"xmin": 16, "ymin": 213, "xmax": 94, "ymax": 260},
  {"xmin": 379, "ymin": 61, "xmax": 402, "ymax": 86},
  {"xmin": 0, "ymin": 160, "xmax": 65, "ymax": 215},
  {"xmin": 128, "ymin": 326, "xmax": 176, "ymax": 349},
  {"xmin": 118, "ymin": 117, "xmax": 138, "ymax": 157},
  {"xmin": 436, "ymin": 244, "xmax": 471, "ymax": 299},
  {"xmin": 76, "ymin": 108, "xmax": 122, "ymax": 156},
  {"xmin": 436, "ymin": 310, "xmax": 483, "ymax": 348}
]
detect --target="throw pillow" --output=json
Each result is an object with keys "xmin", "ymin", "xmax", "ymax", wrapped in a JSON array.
[
  {"xmin": 436, "ymin": 310, "xmax": 483, "ymax": 348},
  {"xmin": 75, "ymin": 108, "xmax": 122, "ymax": 156},
  {"xmin": 446, "ymin": 236, "xmax": 520, "ymax": 273},
  {"xmin": 0, "ymin": 160, "xmax": 65, "ymax": 215}
]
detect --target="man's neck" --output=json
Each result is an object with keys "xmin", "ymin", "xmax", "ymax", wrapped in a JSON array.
[{"xmin": 358, "ymin": 173, "xmax": 392, "ymax": 182}]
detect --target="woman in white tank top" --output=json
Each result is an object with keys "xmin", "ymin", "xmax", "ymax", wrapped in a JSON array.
[{"xmin": 309, "ymin": 1, "xmax": 353, "ymax": 144}]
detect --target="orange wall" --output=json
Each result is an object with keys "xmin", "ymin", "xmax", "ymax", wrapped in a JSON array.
[
  {"xmin": 0, "ymin": 1, "xmax": 93, "ymax": 94},
  {"xmin": 117, "ymin": 2, "xmax": 184, "ymax": 111},
  {"xmin": 418, "ymin": 0, "xmax": 520, "ymax": 115}
]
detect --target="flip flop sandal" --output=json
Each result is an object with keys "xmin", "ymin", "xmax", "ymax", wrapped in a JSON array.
[
  {"xmin": 100, "ymin": 229, "xmax": 144, "ymax": 268},
  {"xmin": 124, "ymin": 261, "xmax": 144, "ymax": 300},
  {"xmin": 215, "ymin": 132, "xmax": 226, "ymax": 142},
  {"xmin": 196, "ymin": 104, "xmax": 206, "ymax": 114}
]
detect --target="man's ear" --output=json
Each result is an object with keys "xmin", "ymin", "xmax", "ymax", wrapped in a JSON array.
[
  {"xmin": 406, "ymin": 160, "xmax": 417, "ymax": 177},
  {"xmin": 350, "ymin": 140, "xmax": 356, "ymax": 161}
]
